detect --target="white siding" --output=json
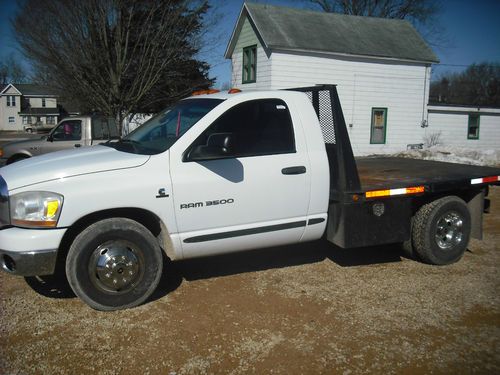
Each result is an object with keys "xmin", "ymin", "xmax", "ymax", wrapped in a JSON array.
[
  {"xmin": 231, "ymin": 48, "xmax": 272, "ymax": 90},
  {"xmin": 230, "ymin": 17, "xmax": 271, "ymax": 90},
  {"xmin": 29, "ymin": 97, "xmax": 57, "ymax": 108},
  {"xmin": 0, "ymin": 93, "xmax": 22, "ymax": 131},
  {"xmin": 428, "ymin": 107, "xmax": 500, "ymax": 150},
  {"xmin": 267, "ymin": 52, "xmax": 431, "ymax": 155}
]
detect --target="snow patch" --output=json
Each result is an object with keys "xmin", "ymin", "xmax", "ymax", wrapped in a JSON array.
[{"xmin": 385, "ymin": 146, "xmax": 500, "ymax": 167}]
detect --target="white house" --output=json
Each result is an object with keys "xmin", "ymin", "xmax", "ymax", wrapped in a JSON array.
[
  {"xmin": 225, "ymin": 3, "xmax": 440, "ymax": 155},
  {"xmin": 427, "ymin": 104, "xmax": 500, "ymax": 148},
  {"xmin": 0, "ymin": 83, "xmax": 79, "ymax": 131}
]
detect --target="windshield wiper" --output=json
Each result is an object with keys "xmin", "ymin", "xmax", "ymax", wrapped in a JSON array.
[
  {"xmin": 118, "ymin": 139, "xmax": 141, "ymax": 145},
  {"xmin": 109, "ymin": 138, "xmax": 143, "ymax": 153}
]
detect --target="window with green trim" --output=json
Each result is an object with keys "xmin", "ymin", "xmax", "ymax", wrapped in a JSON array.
[
  {"xmin": 242, "ymin": 45, "xmax": 257, "ymax": 84},
  {"xmin": 370, "ymin": 108, "xmax": 387, "ymax": 144},
  {"xmin": 468, "ymin": 114, "xmax": 480, "ymax": 139}
]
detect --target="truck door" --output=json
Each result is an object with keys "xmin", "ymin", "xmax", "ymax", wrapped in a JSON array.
[
  {"xmin": 169, "ymin": 98, "xmax": 311, "ymax": 258},
  {"xmin": 42, "ymin": 119, "xmax": 83, "ymax": 153}
]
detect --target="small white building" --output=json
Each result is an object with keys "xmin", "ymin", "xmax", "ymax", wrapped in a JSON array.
[
  {"xmin": 0, "ymin": 83, "xmax": 78, "ymax": 131},
  {"xmin": 427, "ymin": 104, "xmax": 500, "ymax": 148},
  {"xmin": 225, "ymin": 3, "xmax": 440, "ymax": 155}
]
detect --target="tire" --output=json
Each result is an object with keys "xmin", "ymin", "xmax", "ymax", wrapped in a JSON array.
[
  {"xmin": 411, "ymin": 196, "xmax": 471, "ymax": 265},
  {"xmin": 66, "ymin": 218, "xmax": 163, "ymax": 311}
]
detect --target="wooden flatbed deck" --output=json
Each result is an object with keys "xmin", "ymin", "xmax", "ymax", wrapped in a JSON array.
[{"xmin": 355, "ymin": 157, "xmax": 500, "ymax": 192}]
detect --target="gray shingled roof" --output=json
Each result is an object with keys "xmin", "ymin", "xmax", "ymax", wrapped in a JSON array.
[
  {"xmin": 18, "ymin": 107, "xmax": 61, "ymax": 116},
  {"xmin": 226, "ymin": 3, "xmax": 438, "ymax": 63},
  {"xmin": 14, "ymin": 84, "xmax": 58, "ymax": 96}
]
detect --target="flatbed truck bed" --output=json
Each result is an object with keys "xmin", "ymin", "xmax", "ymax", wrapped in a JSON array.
[{"xmin": 356, "ymin": 157, "xmax": 500, "ymax": 193}]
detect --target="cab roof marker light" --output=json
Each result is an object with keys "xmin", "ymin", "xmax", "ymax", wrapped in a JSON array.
[
  {"xmin": 365, "ymin": 186, "xmax": 425, "ymax": 199},
  {"xmin": 191, "ymin": 89, "xmax": 220, "ymax": 96},
  {"xmin": 471, "ymin": 176, "xmax": 500, "ymax": 184},
  {"xmin": 228, "ymin": 88, "xmax": 242, "ymax": 94}
]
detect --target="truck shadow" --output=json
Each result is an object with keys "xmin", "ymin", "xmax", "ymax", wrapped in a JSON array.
[
  {"xmin": 24, "ymin": 273, "xmax": 75, "ymax": 299},
  {"xmin": 23, "ymin": 241, "xmax": 404, "ymax": 302},
  {"xmin": 150, "ymin": 240, "xmax": 404, "ymax": 302}
]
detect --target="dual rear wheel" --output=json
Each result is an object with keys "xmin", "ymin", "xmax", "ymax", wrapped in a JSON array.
[{"xmin": 404, "ymin": 196, "xmax": 471, "ymax": 265}]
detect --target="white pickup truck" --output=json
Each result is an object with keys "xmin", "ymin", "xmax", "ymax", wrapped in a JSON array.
[{"xmin": 1, "ymin": 85, "xmax": 499, "ymax": 310}]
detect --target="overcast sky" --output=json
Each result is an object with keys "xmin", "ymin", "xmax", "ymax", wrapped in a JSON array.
[{"xmin": 1, "ymin": 0, "xmax": 499, "ymax": 87}]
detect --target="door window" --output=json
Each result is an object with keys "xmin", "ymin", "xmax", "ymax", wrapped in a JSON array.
[
  {"xmin": 188, "ymin": 99, "xmax": 295, "ymax": 159},
  {"xmin": 51, "ymin": 120, "xmax": 82, "ymax": 141}
]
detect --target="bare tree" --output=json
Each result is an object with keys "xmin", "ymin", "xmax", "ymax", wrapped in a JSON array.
[
  {"xmin": 14, "ymin": 0, "xmax": 213, "ymax": 133},
  {"xmin": 430, "ymin": 62, "xmax": 500, "ymax": 107},
  {"xmin": 304, "ymin": 0, "xmax": 445, "ymax": 48},
  {"xmin": 0, "ymin": 55, "xmax": 29, "ymax": 84}
]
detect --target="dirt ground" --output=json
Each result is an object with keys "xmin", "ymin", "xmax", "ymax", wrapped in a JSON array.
[{"xmin": 1, "ymin": 188, "xmax": 499, "ymax": 375}]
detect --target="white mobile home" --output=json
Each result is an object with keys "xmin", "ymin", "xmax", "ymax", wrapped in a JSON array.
[
  {"xmin": 427, "ymin": 104, "xmax": 500, "ymax": 149},
  {"xmin": 225, "ymin": 3, "xmax": 439, "ymax": 155}
]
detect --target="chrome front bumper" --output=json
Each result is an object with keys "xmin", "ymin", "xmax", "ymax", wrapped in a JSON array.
[
  {"xmin": 0, "ymin": 227, "xmax": 66, "ymax": 276},
  {"xmin": 0, "ymin": 248, "xmax": 58, "ymax": 276}
]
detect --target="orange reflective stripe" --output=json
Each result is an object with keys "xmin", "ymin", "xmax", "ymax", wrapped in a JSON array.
[
  {"xmin": 365, "ymin": 186, "xmax": 425, "ymax": 199},
  {"xmin": 406, "ymin": 186, "xmax": 425, "ymax": 194},
  {"xmin": 365, "ymin": 190, "xmax": 391, "ymax": 198}
]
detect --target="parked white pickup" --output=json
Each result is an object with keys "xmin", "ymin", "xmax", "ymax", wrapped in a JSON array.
[
  {"xmin": 0, "ymin": 85, "xmax": 499, "ymax": 311},
  {"xmin": 0, "ymin": 115, "xmax": 118, "ymax": 165}
]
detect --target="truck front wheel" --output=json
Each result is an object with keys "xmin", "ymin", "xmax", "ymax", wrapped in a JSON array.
[
  {"xmin": 66, "ymin": 218, "xmax": 163, "ymax": 311},
  {"xmin": 411, "ymin": 196, "xmax": 471, "ymax": 265}
]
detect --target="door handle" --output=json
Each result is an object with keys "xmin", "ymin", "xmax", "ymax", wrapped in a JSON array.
[
  {"xmin": 74, "ymin": 144, "xmax": 81, "ymax": 148},
  {"xmin": 282, "ymin": 166, "xmax": 306, "ymax": 175}
]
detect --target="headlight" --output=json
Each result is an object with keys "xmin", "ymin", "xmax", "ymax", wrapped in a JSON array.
[{"xmin": 10, "ymin": 191, "xmax": 63, "ymax": 228}]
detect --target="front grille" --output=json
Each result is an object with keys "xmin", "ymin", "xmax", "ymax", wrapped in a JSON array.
[{"xmin": 0, "ymin": 175, "xmax": 9, "ymax": 228}]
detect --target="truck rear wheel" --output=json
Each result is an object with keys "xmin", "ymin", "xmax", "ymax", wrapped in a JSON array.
[
  {"xmin": 66, "ymin": 218, "xmax": 163, "ymax": 311},
  {"xmin": 411, "ymin": 196, "xmax": 471, "ymax": 265}
]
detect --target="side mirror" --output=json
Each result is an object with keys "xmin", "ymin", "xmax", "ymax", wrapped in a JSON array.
[{"xmin": 187, "ymin": 133, "xmax": 234, "ymax": 161}]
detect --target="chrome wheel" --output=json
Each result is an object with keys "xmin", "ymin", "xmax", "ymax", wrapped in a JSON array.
[
  {"xmin": 89, "ymin": 240, "xmax": 145, "ymax": 294},
  {"xmin": 435, "ymin": 211, "xmax": 463, "ymax": 250}
]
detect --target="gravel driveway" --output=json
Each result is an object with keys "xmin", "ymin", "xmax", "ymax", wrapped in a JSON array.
[{"xmin": 1, "ymin": 188, "xmax": 499, "ymax": 374}]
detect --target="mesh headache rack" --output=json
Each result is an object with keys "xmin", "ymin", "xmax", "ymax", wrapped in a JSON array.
[{"xmin": 287, "ymin": 85, "xmax": 362, "ymax": 197}]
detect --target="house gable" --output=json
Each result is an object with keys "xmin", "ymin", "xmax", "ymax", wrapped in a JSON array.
[
  {"xmin": 0, "ymin": 84, "xmax": 22, "ymax": 96},
  {"xmin": 234, "ymin": 17, "xmax": 262, "ymax": 55}
]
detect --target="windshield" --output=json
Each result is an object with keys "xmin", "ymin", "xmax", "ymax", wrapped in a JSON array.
[{"xmin": 111, "ymin": 98, "xmax": 224, "ymax": 155}]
